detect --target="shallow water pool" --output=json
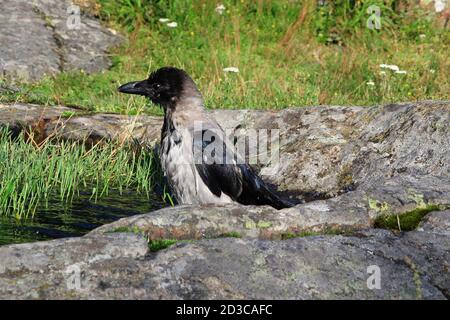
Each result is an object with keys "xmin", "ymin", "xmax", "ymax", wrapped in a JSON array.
[{"xmin": 0, "ymin": 191, "xmax": 165, "ymax": 246}]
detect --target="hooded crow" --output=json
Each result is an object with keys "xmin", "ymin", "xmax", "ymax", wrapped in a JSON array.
[{"xmin": 118, "ymin": 67, "xmax": 293, "ymax": 209}]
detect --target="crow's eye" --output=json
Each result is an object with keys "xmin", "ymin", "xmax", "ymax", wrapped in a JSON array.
[{"xmin": 153, "ymin": 83, "xmax": 161, "ymax": 90}]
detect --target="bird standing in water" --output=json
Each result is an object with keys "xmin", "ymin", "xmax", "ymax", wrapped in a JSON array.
[{"xmin": 118, "ymin": 67, "xmax": 292, "ymax": 209}]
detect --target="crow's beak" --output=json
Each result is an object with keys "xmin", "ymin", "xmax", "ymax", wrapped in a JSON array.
[{"xmin": 117, "ymin": 80, "xmax": 148, "ymax": 96}]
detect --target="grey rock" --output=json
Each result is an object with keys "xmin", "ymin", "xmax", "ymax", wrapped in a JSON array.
[
  {"xmin": 0, "ymin": 0, "xmax": 123, "ymax": 82},
  {"xmin": 418, "ymin": 210, "xmax": 450, "ymax": 236},
  {"xmin": 210, "ymin": 101, "xmax": 450, "ymax": 200},
  {"xmin": 0, "ymin": 233, "xmax": 148, "ymax": 299},
  {"xmin": 90, "ymin": 201, "xmax": 371, "ymax": 240},
  {"xmin": 0, "ymin": 229, "xmax": 447, "ymax": 299},
  {"xmin": 0, "ymin": 103, "xmax": 161, "ymax": 146}
]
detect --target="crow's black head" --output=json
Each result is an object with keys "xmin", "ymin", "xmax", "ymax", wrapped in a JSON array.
[{"xmin": 118, "ymin": 67, "xmax": 192, "ymax": 108}]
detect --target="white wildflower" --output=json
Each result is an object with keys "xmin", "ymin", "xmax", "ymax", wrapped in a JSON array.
[
  {"xmin": 366, "ymin": 80, "xmax": 375, "ymax": 86},
  {"xmin": 380, "ymin": 71, "xmax": 387, "ymax": 75},
  {"xmin": 435, "ymin": 0, "xmax": 446, "ymax": 13},
  {"xmin": 166, "ymin": 22, "xmax": 178, "ymax": 28},
  {"xmin": 223, "ymin": 67, "xmax": 239, "ymax": 73},
  {"xmin": 395, "ymin": 70, "xmax": 407, "ymax": 74},
  {"xmin": 108, "ymin": 28, "xmax": 118, "ymax": 35},
  {"xmin": 430, "ymin": 69, "xmax": 436, "ymax": 74},
  {"xmin": 215, "ymin": 4, "xmax": 226, "ymax": 15},
  {"xmin": 380, "ymin": 64, "xmax": 400, "ymax": 72},
  {"xmin": 159, "ymin": 18, "xmax": 170, "ymax": 23},
  {"xmin": 419, "ymin": 34, "xmax": 426, "ymax": 39}
]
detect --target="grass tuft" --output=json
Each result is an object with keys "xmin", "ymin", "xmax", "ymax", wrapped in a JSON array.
[
  {"xmin": 148, "ymin": 239, "xmax": 178, "ymax": 252},
  {"xmin": 0, "ymin": 126, "xmax": 165, "ymax": 218},
  {"xmin": 218, "ymin": 231, "xmax": 242, "ymax": 238}
]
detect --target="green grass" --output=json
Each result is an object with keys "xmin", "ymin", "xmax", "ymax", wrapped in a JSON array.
[
  {"xmin": 0, "ymin": 126, "xmax": 166, "ymax": 218},
  {"xmin": 218, "ymin": 231, "xmax": 242, "ymax": 238},
  {"xmin": 148, "ymin": 239, "xmax": 179, "ymax": 252},
  {"xmin": 373, "ymin": 205, "xmax": 443, "ymax": 231},
  {"xmin": 109, "ymin": 226, "xmax": 179, "ymax": 251},
  {"xmin": 0, "ymin": 0, "xmax": 448, "ymax": 113}
]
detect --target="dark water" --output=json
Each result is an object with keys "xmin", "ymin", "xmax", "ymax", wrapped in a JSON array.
[{"xmin": 0, "ymin": 191, "xmax": 165, "ymax": 246}]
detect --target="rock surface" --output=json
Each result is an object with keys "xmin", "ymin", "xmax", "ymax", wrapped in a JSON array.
[
  {"xmin": 418, "ymin": 210, "xmax": 450, "ymax": 236},
  {"xmin": 0, "ymin": 0, "xmax": 122, "ymax": 82},
  {"xmin": 0, "ymin": 100, "xmax": 449, "ymax": 299},
  {"xmin": 0, "ymin": 221, "xmax": 449, "ymax": 299},
  {"xmin": 90, "ymin": 202, "xmax": 371, "ymax": 240},
  {"xmin": 0, "ymin": 103, "xmax": 162, "ymax": 145}
]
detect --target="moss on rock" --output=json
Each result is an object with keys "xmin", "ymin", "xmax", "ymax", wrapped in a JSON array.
[{"xmin": 374, "ymin": 205, "xmax": 442, "ymax": 231}]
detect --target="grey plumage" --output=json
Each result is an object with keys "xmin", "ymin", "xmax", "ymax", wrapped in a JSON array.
[{"xmin": 118, "ymin": 67, "xmax": 293, "ymax": 209}]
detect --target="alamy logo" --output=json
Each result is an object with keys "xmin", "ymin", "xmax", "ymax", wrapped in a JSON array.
[
  {"xmin": 65, "ymin": 264, "xmax": 81, "ymax": 291},
  {"xmin": 67, "ymin": 4, "xmax": 81, "ymax": 30},
  {"xmin": 367, "ymin": 265, "xmax": 381, "ymax": 290},
  {"xmin": 367, "ymin": 5, "xmax": 381, "ymax": 30}
]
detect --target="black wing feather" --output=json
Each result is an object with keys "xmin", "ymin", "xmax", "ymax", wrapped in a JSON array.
[
  {"xmin": 194, "ymin": 129, "xmax": 293, "ymax": 209},
  {"xmin": 194, "ymin": 130, "xmax": 242, "ymax": 198},
  {"xmin": 238, "ymin": 164, "xmax": 293, "ymax": 209}
]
